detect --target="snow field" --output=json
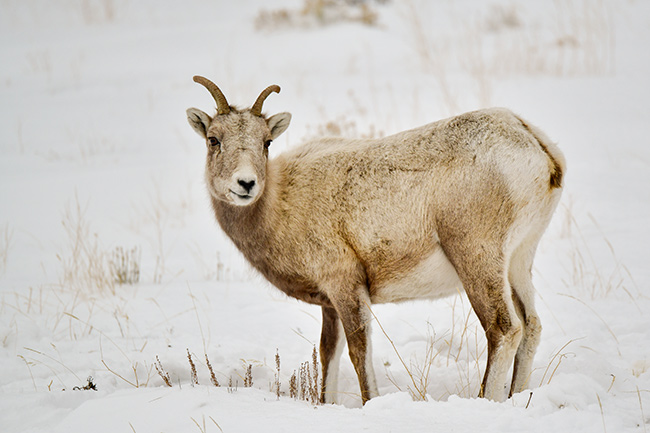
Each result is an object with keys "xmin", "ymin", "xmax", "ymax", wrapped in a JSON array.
[{"xmin": 1, "ymin": 0, "xmax": 649, "ymax": 432}]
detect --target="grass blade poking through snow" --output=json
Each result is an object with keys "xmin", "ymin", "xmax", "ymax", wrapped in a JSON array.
[
  {"xmin": 154, "ymin": 355, "xmax": 172, "ymax": 387},
  {"xmin": 363, "ymin": 301, "xmax": 427, "ymax": 401},
  {"xmin": 206, "ymin": 353, "xmax": 220, "ymax": 387},
  {"xmin": 188, "ymin": 349, "xmax": 199, "ymax": 386}
]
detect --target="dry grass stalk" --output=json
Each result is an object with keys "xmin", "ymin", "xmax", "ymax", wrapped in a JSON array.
[
  {"xmin": 525, "ymin": 391, "xmax": 533, "ymax": 409},
  {"xmin": 560, "ymin": 210, "xmax": 633, "ymax": 300},
  {"xmin": 58, "ymin": 195, "xmax": 115, "ymax": 295},
  {"xmin": 188, "ymin": 349, "xmax": 199, "ymax": 385},
  {"xmin": 311, "ymin": 346, "xmax": 320, "ymax": 403},
  {"xmin": 380, "ymin": 296, "xmax": 485, "ymax": 400},
  {"xmin": 539, "ymin": 339, "xmax": 577, "ymax": 387},
  {"xmin": 293, "ymin": 354, "xmax": 320, "ymax": 404},
  {"xmin": 68, "ymin": 313, "xmax": 153, "ymax": 388},
  {"xmin": 191, "ymin": 414, "xmax": 224, "ymax": 433},
  {"xmin": 0, "ymin": 222, "xmax": 13, "ymax": 275},
  {"xmin": 561, "ymin": 294, "xmax": 621, "ymax": 355},
  {"xmin": 289, "ymin": 370, "xmax": 298, "ymax": 399},
  {"xmin": 637, "ymin": 386, "xmax": 647, "ymax": 433},
  {"xmin": 606, "ymin": 374, "xmax": 616, "ymax": 393},
  {"xmin": 255, "ymin": 0, "xmax": 380, "ymax": 32},
  {"xmin": 364, "ymin": 302, "xmax": 427, "ymax": 401},
  {"xmin": 405, "ymin": 0, "xmax": 462, "ymax": 115},
  {"xmin": 154, "ymin": 355, "xmax": 172, "ymax": 387},
  {"xmin": 210, "ymin": 416, "xmax": 224, "ymax": 433},
  {"xmin": 227, "ymin": 376, "xmax": 236, "ymax": 393},
  {"xmin": 80, "ymin": 0, "xmax": 116, "ymax": 25},
  {"xmin": 102, "ymin": 359, "xmax": 142, "ymax": 388},
  {"xmin": 244, "ymin": 364, "xmax": 253, "ymax": 388},
  {"xmin": 206, "ymin": 353, "xmax": 220, "ymax": 387},
  {"xmin": 597, "ymin": 393, "xmax": 607, "ymax": 433},
  {"xmin": 405, "ymin": 0, "xmax": 614, "ymax": 114},
  {"xmin": 97, "ymin": 332, "xmax": 153, "ymax": 388},
  {"xmin": 24, "ymin": 346, "xmax": 82, "ymax": 386},
  {"xmin": 299, "ymin": 362, "xmax": 309, "ymax": 400},
  {"xmin": 188, "ymin": 243, "xmax": 227, "ymax": 281},
  {"xmin": 275, "ymin": 350, "xmax": 281, "ymax": 400},
  {"xmin": 133, "ymin": 182, "xmax": 170, "ymax": 284},
  {"xmin": 17, "ymin": 354, "xmax": 38, "ymax": 391},
  {"xmin": 305, "ymin": 115, "xmax": 384, "ymax": 141},
  {"xmin": 408, "ymin": 324, "xmax": 439, "ymax": 399},
  {"xmin": 109, "ymin": 246, "xmax": 140, "ymax": 285}
]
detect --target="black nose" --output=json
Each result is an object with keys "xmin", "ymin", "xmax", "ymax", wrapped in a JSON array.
[{"xmin": 238, "ymin": 179, "xmax": 256, "ymax": 193}]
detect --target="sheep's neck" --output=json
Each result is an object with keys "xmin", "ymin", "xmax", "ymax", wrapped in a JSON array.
[
  {"xmin": 212, "ymin": 192, "xmax": 274, "ymax": 265},
  {"xmin": 210, "ymin": 168, "xmax": 330, "ymax": 306}
]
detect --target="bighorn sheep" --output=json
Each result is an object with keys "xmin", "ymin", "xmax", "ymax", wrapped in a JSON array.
[{"xmin": 186, "ymin": 76, "xmax": 565, "ymax": 404}]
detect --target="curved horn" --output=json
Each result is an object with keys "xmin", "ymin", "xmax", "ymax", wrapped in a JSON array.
[
  {"xmin": 193, "ymin": 75, "xmax": 230, "ymax": 115},
  {"xmin": 250, "ymin": 85, "xmax": 281, "ymax": 117}
]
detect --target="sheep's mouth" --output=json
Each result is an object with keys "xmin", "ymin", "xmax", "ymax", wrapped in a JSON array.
[
  {"xmin": 230, "ymin": 190, "xmax": 251, "ymax": 199},
  {"xmin": 229, "ymin": 190, "xmax": 256, "ymax": 206}
]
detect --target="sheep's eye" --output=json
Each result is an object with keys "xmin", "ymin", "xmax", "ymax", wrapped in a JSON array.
[
  {"xmin": 264, "ymin": 140, "xmax": 272, "ymax": 149},
  {"xmin": 208, "ymin": 137, "xmax": 220, "ymax": 148}
]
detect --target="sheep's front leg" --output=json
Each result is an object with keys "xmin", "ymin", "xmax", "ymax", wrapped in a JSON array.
[
  {"xmin": 331, "ymin": 287, "xmax": 379, "ymax": 405},
  {"xmin": 320, "ymin": 306, "xmax": 346, "ymax": 404}
]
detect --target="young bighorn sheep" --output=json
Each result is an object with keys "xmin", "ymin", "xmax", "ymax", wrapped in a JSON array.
[{"xmin": 186, "ymin": 76, "xmax": 565, "ymax": 404}]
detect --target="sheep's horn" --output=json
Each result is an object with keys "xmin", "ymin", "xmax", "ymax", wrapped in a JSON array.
[
  {"xmin": 193, "ymin": 75, "xmax": 230, "ymax": 115},
  {"xmin": 251, "ymin": 85, "xmax": 280, "ymax": 116}
]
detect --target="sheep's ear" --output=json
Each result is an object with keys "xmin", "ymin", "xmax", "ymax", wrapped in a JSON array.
[
  {"xmin": 186, "ymin": 108, "xmax": 212, "ymax": 139},
  {"xmin": 268, "ymin": 112, "xmax": 291, "ymax": 139}
]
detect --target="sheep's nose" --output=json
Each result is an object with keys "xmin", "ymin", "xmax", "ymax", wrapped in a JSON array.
[{"xmin": 238, "ymin": 178, "xmax": 256, "ymax": 193}]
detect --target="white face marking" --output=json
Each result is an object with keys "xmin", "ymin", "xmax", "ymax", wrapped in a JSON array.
[
  {"xmin": 202, "ymin": 111, "xmax": 271, "ymax": 207},
  {"xmin": 228, "ymin": 166, "xmax": 260, "ymax": 206}
]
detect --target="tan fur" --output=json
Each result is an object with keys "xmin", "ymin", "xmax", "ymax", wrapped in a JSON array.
[{"xmin": 187, "ymin": 81, "xmax": 565, "ymax": 405}]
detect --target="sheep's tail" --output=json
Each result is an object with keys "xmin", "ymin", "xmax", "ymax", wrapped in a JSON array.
[{"xmin": 516, "ymin": 115, "xmax": 566, "ymax": 189}]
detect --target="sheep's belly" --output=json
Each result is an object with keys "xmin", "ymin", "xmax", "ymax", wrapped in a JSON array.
[{"xmin": 371, "ymin": 247, "xmax": 464, "ymax": 304}]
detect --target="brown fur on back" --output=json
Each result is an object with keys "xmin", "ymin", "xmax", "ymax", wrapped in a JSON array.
[{"xmin": 210, "ymin": 108, "xmax": 561, "ymax": 305}]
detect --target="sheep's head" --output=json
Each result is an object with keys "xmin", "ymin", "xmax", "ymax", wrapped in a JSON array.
[{"xmin": 187, "ymin": 76, "xmax": 291, "ymax": 207}]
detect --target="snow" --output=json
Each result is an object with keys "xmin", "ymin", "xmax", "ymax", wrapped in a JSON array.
[{"xmin": 1, "ymin": 0, "xmax": 649, "ymax": 432}]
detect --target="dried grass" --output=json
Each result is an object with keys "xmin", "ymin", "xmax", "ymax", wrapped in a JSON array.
[
  {"xmin": 56, "ymin": 194, "xmax": 143, "ymax": 296},
  {"xmin": 405, "ymin": 0, "xmax": 615, "ymax": 114},
  {"xmin": 366, "ymin": 302, "xmax": 427, "ymax": 401},
  {"xmin": 274, "ymin": 350, "xmax": 281, "ymax": 400},
  {"xmin": 539, "ymin": 339, "xmax": 578, "ymax": 387},
  {"xmin": 58, "ymin": 194, "xmax": 115, "ymax": 295},
  {"xmin": 559, "ymin": 204, "xmax": 639, "ymax": 301},
  {"xmin": 244, "ymin": 364, "xmax": 253, "ymax": 388},
  {"xmin": 188, "ymin": 349, "xmax": 199, "ymax": 386},
  {"xmin": 191, "ymin": 414, "xmax": 223, "ymax": 433},
  {"xmin": 206, "ymin": 353, "xmax": 220, "ymax": 387},
  {"xmin": 79, "ymin": 0, "xmax": 117, "ymax": 25},
  {"xmin": 255, "ymin": 0, "xmax": 381, "ymax": 32},
  {"xmin": 0, "ymin": 222, "xmax": 13, "ymax": 275},
  {"xmin": 109, "ymin": 246, "xmax": 140, "ymax": 285},
  {"xmin": 286, "ymin": 346, "xmax": 321, "ymax": 404},
  {"xmin": 378, "ymin": 297, "xmax": 485, "ymax": 401},
  {"xmin": 154, "ymin": 355, "xmax": 172, "ymax": 387}
]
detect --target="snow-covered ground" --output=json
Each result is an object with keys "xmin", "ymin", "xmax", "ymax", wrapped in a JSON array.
[{"xmin": 1, "ymin": 1, "xmax": 649, "ymax": 432}]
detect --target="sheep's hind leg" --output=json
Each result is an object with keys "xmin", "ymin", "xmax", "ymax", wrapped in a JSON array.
[
  {"xmin": 442, "ymin": 241, "xmax": 522, "ymax": 402},
  {"xmin": 508, "ymin": 242, "xmax": 542, "ymax": 397}
]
